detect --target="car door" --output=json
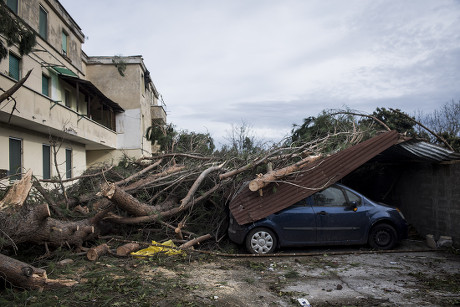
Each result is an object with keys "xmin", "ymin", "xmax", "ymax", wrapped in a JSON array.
[
  {"xmin": 311, "ymin": 185, "xmax": 369, "ymax": 243},
  {"xmin": 269, "ymin": 198, "xmax": 317, "ymax": 245}
]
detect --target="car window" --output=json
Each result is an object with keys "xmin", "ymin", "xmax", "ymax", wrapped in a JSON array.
[
  {"xmin": 345, "ymin": 190, "xmax": 361, "ymax": 206},
  {"xmin": 313, "ymin": 186, "xmax": 347, "ymax": 207},
  {"xmin": 290, "ymin": 198, "xmax": 307, "ymax": 208}
]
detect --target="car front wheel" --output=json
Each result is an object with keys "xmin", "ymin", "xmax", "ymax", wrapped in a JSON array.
[
  {"xmin": 368, "ymin": 224, "xmax": 397, "ymax": 250},
  {"xmin": 245, "ymin": 227, "xmax": 277, "ymax": 254}
]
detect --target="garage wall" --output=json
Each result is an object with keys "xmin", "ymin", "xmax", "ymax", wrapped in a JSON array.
[{"xmin": 394, "ymin": 162, "xmax": 460, "ymax": 247}]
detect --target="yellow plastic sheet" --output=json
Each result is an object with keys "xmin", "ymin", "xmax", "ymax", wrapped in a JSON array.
[{"xmin": 131, "ymin": 240, "xmax": 184, "ymax": 257}]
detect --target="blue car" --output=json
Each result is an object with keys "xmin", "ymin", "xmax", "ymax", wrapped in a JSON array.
[{"xmin": 228, "ymin": 183, "xmax": 409, "ymax": 254}]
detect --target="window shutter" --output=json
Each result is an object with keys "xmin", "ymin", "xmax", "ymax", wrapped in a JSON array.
[
  {"xmin": 7, "ymin": 0, "xmax": 18, "ymax": 13},
  {"xmin": 42, "ymin": 145, "xmax": 51, "ymax": 179},
  {"xmin": 39, "ymin": 7, "xmax": 47, "ymax": 39},
  {"xmin": 42, "ymin": 75, "xmax": 49, "ymax": 96},
  {"xmin": 9, "ymin": 54, "xmax": 20, "ymax": 80},
  {"xmin": 65, "ymin": 149, "xmax": 72, "ymax": 179},
  {"xmin": 9, "ymin": 138, "xmax": 22, "ymax": 180}
]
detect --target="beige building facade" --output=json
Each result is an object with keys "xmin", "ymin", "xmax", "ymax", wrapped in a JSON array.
[{"xmin": 0, "ymin": 0, "xmax": 166, "ymax": 181}]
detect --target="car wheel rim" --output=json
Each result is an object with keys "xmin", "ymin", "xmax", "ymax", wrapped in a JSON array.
[
  {"xmin": 250, "ymin": 231, "xmax": 273, "ymax": 254},
  {"xmin": 374, "ymin": 230, "xmax": 391, "ymax": 247}
]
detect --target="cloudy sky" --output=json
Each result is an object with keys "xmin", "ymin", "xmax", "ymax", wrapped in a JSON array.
[{"xmin": 60, "ymin": 0, "xmax": 460, "ymax": 146}]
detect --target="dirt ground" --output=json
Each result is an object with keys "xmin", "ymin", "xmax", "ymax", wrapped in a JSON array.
[
  {"xmin": 1, "ymin": 240, "xmax": 459, "ymax": 306},
  {"xmin": 174, "ymin": 241, "xmax": 460, "ymax": 306}
]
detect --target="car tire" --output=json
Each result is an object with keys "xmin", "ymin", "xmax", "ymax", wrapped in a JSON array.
[
  {"xmin": 368, "ymin": 223, "xmax": 397, "ymax": 250},
  {"xmin": 245, "ymin": 227, "xmax": 277, "ymax": 254}
]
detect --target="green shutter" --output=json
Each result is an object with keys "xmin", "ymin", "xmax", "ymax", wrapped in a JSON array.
[
  {"xmin": 42, "ymin": 74, "xmax": 49, "ymax": 96},
  {"xmin": 39, "ymin": 6, "xmax": 47, "ymax": 39},
  {"xmin": 65, "ymin": 149, "xmax": 72, "ymax": 179},
  {"xmin": 9, "ymin": 138, "xmax": 22, "ymax": 180},
  {"xmin": 7, "ymin": 0, "xmax": 18, "ymax": 13},
  {"xmin": 42, "ymin": 145, "xmax": 51, "ymax": 179},
  {"xmin": 9, "ymin": 54, "xmax": 20, "ymax": 80}
]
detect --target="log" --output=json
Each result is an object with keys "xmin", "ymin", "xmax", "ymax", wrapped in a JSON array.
[
  {"xmin": 101, "ymin": 183, "xmax": 156, "ymax": 216},
  {"xmin": 116, "ymin": 243, "xmax": 140, "ymax": 256},
  {"xmin": 248, "ymin": 155, "xmax": 322, "ymax": 192},
  {"xmin": 87, "ymin": 243, "xmax": 110, "ymax": 261},
  {"xmin": 0, "ymin": 169, "xmax": 33, "ymax": 210},
  {"xmin": 0, "ymin": 253, "xmax": 77, "ymax": 290},
  {"xmin": 179, "ymin": 234, "xmax": 212, "ymax": 249}
]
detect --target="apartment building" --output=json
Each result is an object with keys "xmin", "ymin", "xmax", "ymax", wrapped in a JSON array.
[{"xmin": 0, "ymin": 0, "xmax": 166, "ymax": 181}]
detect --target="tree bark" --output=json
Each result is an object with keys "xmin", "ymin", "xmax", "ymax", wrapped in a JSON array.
[
  {"xmin": 0, "ymin": 69, "xmax": 33, "ymax": 104},
  {"xmin": 179, "ymin": 234, "xmax": 212, "ymax": 249},
  {"xmin": 248, "ymin": 155, "xmax": 321, "ymax": 192},
  {"xmin": 179, "ymin": 164, "xmax": 223, "ymax": 209},
  {"xmin": 87, "ymin": 243, "xmax": 110, "ymax": 261},
  {"xmin": 116, "ymin": 243, "xmax": 140, "ymax": 256},
  {"xmin": 0, "ymin": 169, "xmax": 32, "ymax": 210},
  {"xmin": 0, "ymin": 253, "xmax": 77, "ymax": 290}
]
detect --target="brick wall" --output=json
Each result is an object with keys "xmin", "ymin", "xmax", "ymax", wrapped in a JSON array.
[{"xmin": 394, "ymin": 162, "xmax": 460, "ymax": 246}]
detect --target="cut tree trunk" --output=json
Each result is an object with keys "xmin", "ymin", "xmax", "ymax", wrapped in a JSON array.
[
  {"xmin": 87, "ymin": 243, "xmax": 110, "ymax": 261},
  {"xmin": 116, "ymin": 243, "xmax": 140, "ymax": 256},
  {"xmin": 0, "ymin": 253, "xmax": 77, "ymax": 290},
  {"xmin": 248, "ymin": 155, "xmax": 322, "ymax": 192}
]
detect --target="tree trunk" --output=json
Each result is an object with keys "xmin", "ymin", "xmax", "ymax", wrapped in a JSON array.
[
  {"xmin": 0, "ymin": 253, "xmax": 77, "ymax": 290},
  {"xmin": 248, "ymin": 155, "xmax": 322, "ymax": 192}
]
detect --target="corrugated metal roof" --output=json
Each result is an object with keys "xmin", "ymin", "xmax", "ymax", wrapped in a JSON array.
[
  {"xmin": 396, "ymin": 140, "xmax": 460, "ymax": 162},
  {"xmin": 229, "ymin": 130, "xmax": 402, "ymax": 225}
]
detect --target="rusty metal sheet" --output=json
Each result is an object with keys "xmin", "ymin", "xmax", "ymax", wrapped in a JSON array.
[{"xmin": 229, "ymin": 130, "xmax": 402, "ymax": 225}]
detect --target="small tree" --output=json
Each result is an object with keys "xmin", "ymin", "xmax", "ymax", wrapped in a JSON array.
[{"xmin": 418, "ymin": 100, "xmax": 460, "ymax": 151}]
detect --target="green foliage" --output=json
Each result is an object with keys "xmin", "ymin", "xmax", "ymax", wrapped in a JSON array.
[
  {"xmin": 0, "ymin": 3, "xmax": 36, "ymax": 62},
  {"xmin": 146, "ymin": 123, "xmax": 215, "ymax": 154},
  {"xmin": 146, "ymin": 123, "xmax": 177, "ymax": 152},
  {"xmin": 365, "ymin": 107, "xmax": 417, "ymax": 136}
]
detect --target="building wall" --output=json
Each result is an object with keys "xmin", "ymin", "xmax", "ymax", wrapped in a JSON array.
[
  {"xmin": 86, "ymin": 57, "xmax": 158, "ymax": 158},
  {"xmin": 394, "ymin": 163, "xmax": 460, "ymax": 246},
  {"xmin": 0, "ymin": 123, "xmax": 86, "ymax": 180}
]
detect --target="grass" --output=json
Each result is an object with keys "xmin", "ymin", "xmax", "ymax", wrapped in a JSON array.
[{"xmin": 0, "ymin": 254, "xmax": 207, "ymax": 307}]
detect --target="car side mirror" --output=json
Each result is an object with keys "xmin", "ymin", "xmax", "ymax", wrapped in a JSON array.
[{"xmin": 348, "ymin": 201, "xmax": 359, "ymax": 211}]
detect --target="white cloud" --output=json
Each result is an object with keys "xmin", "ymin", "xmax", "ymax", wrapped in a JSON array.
[{"xmin": 60, "ymin": 0, "xmax": 460, "ymax": 143}]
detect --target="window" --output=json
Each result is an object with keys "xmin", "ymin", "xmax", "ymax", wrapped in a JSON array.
[
  {"xmin": 7, "ymin": 0, "xmax": 18, "ymax": 13},
  {"xmin": 42, "ymin": 144, "xmax": 51, "ymax": 179},
  {"xmin": 65, "ymin": 148, "xmax": 72, "ymax": 179},
  {"xmin": 64, "ymin": 89, "xmax": 71, "ymax": 107},
  {"xmin": 39, "ymin": 6, "xmax": 48, "ymax": 40},
  {"xmin": 9, "ymin": 138, "xmax": 22, "ymax": 180},
  {"xmin": 42, "ymin": 74, "xmax": 50, "ymax": 96},
  {"xmin": 345, "ymin": 190, "xmax": 362, "ymax": 206},
  {"xmin": 9, "ymin": 53, "xmax": 20, "ymax": 80},
  {"xmin": 313, "ymin": 186, "xmax": 347, "ymax": 207},
  {"xmin": 62, "ymin": 31, "xmax": 69, "ymax": 55}
]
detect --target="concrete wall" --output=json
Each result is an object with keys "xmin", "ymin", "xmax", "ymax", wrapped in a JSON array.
[
  {"xmin": 0, "ymin": 123, "xmax": 86, "ymax": 180},
  {"xmin": 394, "ymin": 163, "xmax": 460, "ymax": 246}
]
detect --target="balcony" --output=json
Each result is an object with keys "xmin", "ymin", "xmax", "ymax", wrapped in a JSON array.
[
  {"xmin": 151, "ymin": 104, "xmax": 167, "ymax": 125},
  {"xmin": 0, "ymin": 75, "xmax": 118, "ymax": 150}
]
